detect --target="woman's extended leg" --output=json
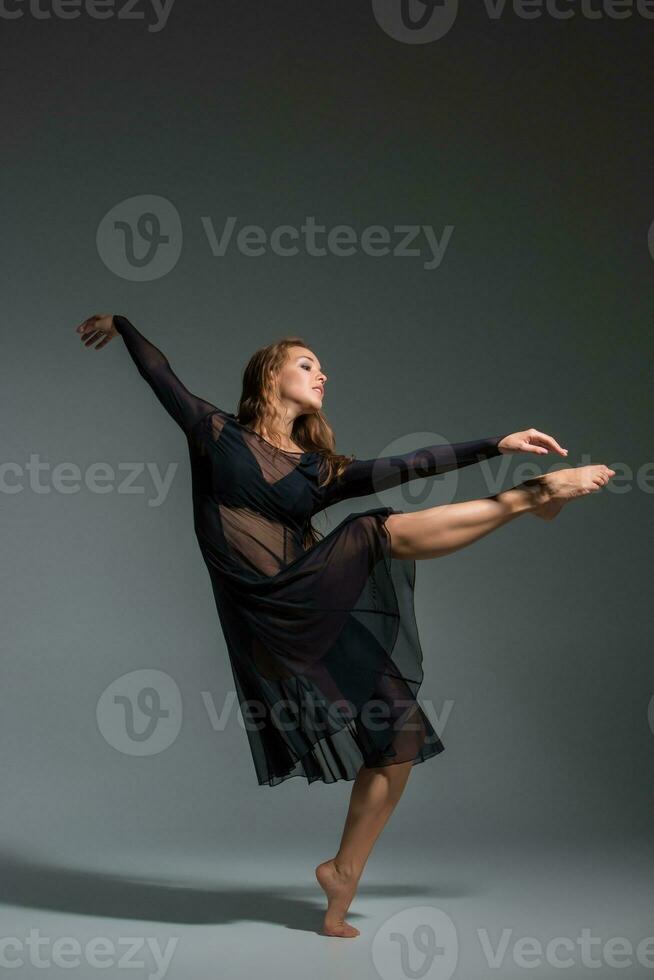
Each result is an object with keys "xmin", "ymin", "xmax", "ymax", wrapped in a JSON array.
[
  {"xmin": 315, "ymin": 760, "xmax": 413, "ymax": 938},
  {"xmin": 385, "ymin": 464, "xmax": 614, "ymax": 560}
]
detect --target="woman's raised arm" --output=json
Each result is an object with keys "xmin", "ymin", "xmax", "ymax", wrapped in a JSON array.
[
  {"xmin": 76, "ymin": 313, "xmax": 219, "ymax": 436},
  {"xmin": 318, "ymin": 435, "xmax": 505, "ymax": 508}
]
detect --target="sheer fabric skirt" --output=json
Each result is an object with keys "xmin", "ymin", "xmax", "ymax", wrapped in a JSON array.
[{"xmin": 208, "ymin": 506, "xmax": 445, "ymax": 787}]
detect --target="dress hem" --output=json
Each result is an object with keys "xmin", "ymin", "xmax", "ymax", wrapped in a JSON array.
[{"xmin": 253, "ymin": 506, "xmax": 446, "ymax": 788}]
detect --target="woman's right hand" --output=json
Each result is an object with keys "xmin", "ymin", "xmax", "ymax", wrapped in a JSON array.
[{"xmin": 76, "ymin": 314, "xmax": 118, "ymax": 350}]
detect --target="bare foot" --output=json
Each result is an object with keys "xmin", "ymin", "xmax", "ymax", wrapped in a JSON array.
[
  {"xmin": 315, "ymin": 859, "xmax": 361, "ymax": 937},
  {"xmin": 522, "ymin": 464, "xmax": 615, "ymax": 521}
]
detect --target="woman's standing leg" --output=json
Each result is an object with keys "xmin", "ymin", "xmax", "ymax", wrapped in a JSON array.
[
  {"xmin": 314, "ymin": 465, "xmax": 616, "ymax": 937},
  {"xmin": 316, "ymin": 760, "xmax": 414, "ymax": 937}
]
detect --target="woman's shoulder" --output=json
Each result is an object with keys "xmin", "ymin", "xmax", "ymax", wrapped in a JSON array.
[{"xmin": 187, "ymin": 405, "xmax": 233, "ymax": 440}]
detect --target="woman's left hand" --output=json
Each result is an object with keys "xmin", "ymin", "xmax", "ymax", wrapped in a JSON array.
[{"xmin": 497, "ymin": 428, "xmax": 568, "ymax": 456}]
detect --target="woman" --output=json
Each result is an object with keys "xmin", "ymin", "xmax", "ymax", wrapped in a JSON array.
[{"xmin": 75, "ymin": 313, "xmax": 614, "ymax": 938}]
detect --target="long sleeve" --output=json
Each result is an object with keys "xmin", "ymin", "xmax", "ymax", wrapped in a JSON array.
[
  {"xmin": 113, "ymin": 315, "xmax": 219, "ymax": 435},
  {"xmin": 317, "ymin": 435, "xmax": 504, "ymax": 509}
]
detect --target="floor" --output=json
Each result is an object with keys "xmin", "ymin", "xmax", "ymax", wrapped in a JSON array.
[{"xmin": 0, "ymin": 838, "xmax": 652, "ymax": 980}]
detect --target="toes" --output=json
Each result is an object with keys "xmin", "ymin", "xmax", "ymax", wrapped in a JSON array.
[{"xmin": 323, "ymin": 923, "xmax": 360, "ymax": 938}]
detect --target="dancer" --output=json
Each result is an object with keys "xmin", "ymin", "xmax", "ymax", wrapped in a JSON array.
[{"xmin": 75, "ymin": 313, "xmax": 614, "ymax": 937}]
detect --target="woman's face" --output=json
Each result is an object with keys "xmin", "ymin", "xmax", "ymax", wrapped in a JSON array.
[{"xmin": 274, "ymin": 346, "xmax": 327, "ymax": 415}]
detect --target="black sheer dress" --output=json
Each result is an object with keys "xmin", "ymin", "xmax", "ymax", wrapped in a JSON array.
[{"xmin": 114, "ymin": 316, "xmax": 503, "ymax": 787}]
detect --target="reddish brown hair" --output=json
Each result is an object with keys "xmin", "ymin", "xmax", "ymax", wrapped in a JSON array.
[{"xmin": 236, "ymin": 336, "xmax": 354, "ymax": 548}]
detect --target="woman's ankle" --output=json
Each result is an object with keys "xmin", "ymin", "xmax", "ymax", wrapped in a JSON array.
[
  {"xmin": 332, "ymin": 856, "xmax": 362, "ymax": 879},
  {"xmin": 496, "ymin": 483, "xmax": 545, "ymax": 516}
]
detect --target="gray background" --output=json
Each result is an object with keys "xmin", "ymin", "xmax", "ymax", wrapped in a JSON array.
[{"xmin": 2, "ymin": 1, "xmax": 652, "ymax": 976}]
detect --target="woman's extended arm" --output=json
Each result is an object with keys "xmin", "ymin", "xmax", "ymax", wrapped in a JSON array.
[
  {"xmin": 318, "ymin": 435, "xmax": 504, "ymax": 508},
  {"xmin": 77, "ymin": 314, "xmax": 219, "ymax": 436}
]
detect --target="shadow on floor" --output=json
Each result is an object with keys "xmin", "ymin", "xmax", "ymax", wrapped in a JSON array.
[{"xmin": 0, "ymin": 851, "xmax": 480, "ymax": 933}]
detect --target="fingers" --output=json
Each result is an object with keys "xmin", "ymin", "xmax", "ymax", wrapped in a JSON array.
[
  {"xmin": 76, "ymin": 314, "xmax": 96, "ymax": 335},
  {"xmin": 82, "ymin": 329, "xmax": 104, "ymax": 347},
  {"xmin": 529, "ymin": 429, "xmax": 568, "ymax": 456},
  {"xmin": 520, "ymin": 439, "xmax": 550, "ymax": 455},
  {"xmin": 76, "ymin": 317, "xmax": 94, "ymax": 340},
  {"xmin": 76, "ymin": 314, "xmax": 111, "ymax": 348}
]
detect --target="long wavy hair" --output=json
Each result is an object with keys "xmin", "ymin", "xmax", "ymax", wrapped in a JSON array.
[{"xmin": 236, "ymin": 336, "xmax": 354, "ymax": 549}]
